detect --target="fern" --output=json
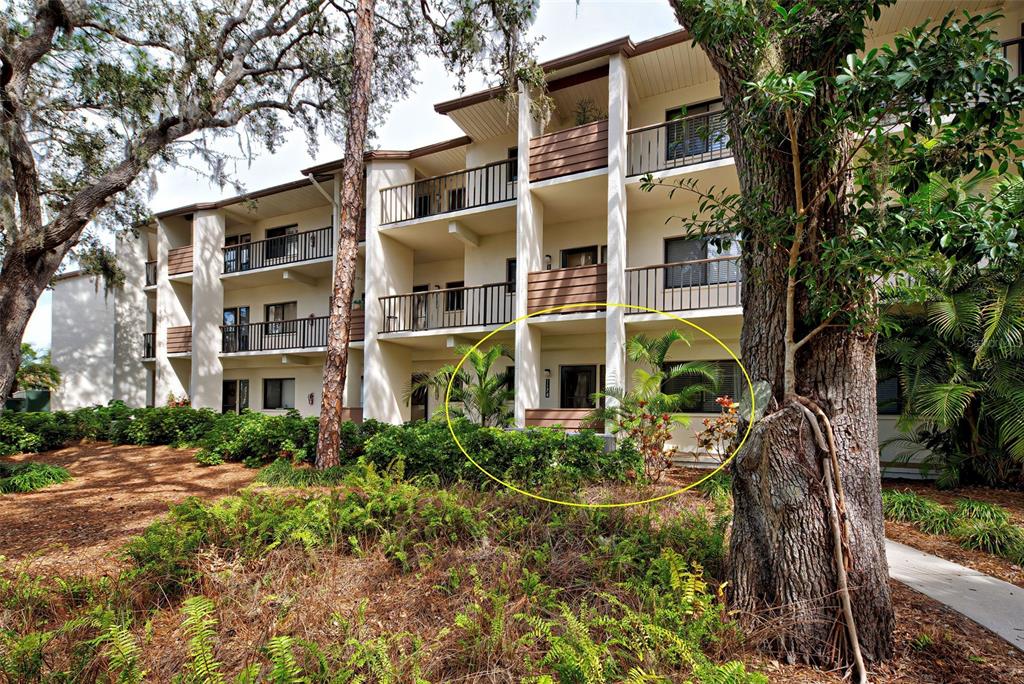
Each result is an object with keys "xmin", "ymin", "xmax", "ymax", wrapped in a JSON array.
[
  {"xmin": 266, "ymin": 635, "xmax": 304, "ymax": 683},
  {"xmin": 177, "ymin": 596, "xmax": 225, "ymax": 684},
  {"xmin": 102, "ymin": 623, "xmax": 147, "ymax": 683}
]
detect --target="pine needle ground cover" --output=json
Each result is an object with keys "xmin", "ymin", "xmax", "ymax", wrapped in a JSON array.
[{"xmin": 0, "ymin": 460, "xmax": 764, "ymax": 683}]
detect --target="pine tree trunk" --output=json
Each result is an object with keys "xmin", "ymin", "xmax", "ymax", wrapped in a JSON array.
[
  {"xmin": 316, "ymin": 0, "xmax": 376, "ymax": 469},
  {"xmin": 0, "ymin": 247, "xmax": 67, "ymax": 405}
]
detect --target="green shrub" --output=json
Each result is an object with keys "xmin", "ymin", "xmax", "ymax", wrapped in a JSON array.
[
  {"xmin": 0, "ymin": 419, "xmax": 41, "ymax": 456},
  {"xmin": 193, "ymin": 410, "xmax": 319, "ymax": 467},
  {"xmin": 917, "ymin": 503, "xmax": 958, "ymax": 535},
  {"xmin": 952, "ymin": 499, "xmax": 1011, "ymax": 525},
  {"xmin": 0, "ymin": 462, "xmax": 72, "ymax": 493},
  {"xmin": 881, "ymin": 489, "xmax": 934, "ymax": 523},
  {"xmin": 953, "ymin": 519, "xmax": 1024, "ymax": 557},
  {"xmin": 254, "ymin": 459, "xmax": 352, "ymax": 487}
]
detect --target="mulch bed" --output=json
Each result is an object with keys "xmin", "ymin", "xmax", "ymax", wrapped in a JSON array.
[
  {"xmin": 883, "ymin": 479, "xmax": 1024, "ymax": 588},
  {"xmin": 0, "ymin": 441, "xmax": 256, "ymax": 576}
]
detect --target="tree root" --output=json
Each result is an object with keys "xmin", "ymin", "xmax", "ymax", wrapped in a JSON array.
[{"xmin": 794, "ymin": 396, "xmax": 868, "ymax": 684}]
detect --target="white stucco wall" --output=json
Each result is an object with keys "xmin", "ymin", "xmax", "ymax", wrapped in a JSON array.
[{"xmin": 51, "ymin": 274, "xmax": 116, "ymax": 410}]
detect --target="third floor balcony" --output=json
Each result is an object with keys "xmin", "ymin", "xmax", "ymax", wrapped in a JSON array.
[
  {"xmin": 627, "ymin": 110, "xmax": 730, "ymax": 177},
  {"xmin": 379, "ymin": 281, "xmax": 515, "ymax": 334},
  {"xmin": 380, "ymin": 159, "xmax": 517, "ymax": 225}
]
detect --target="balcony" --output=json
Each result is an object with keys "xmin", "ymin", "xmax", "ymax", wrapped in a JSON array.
[
  {"xmin": 144, "ymin": 261, "xmax": 157, "ymax": 287},
  {"xmin": 627, "ymin": 111, "xmax": 730, "ymax": 177},
  {"xmin": 142, "ymin": 332, "xmax": 155, "ymax": 359},
  {"xmin": 625, "ymin": 256, "xmax": 741, "ymax": 313},
  {"xmin": 167, "ymin": 245, "xmax": 193, "ymax": 276},
  {"xmin": 379, "ymin": 281, "xmax": 515, "ymax": 334},
  {"xmin": 221, "ymin": 309, "xmax": 364, "ymax": 354},
  {"xmin": 529, "ymin": 120, "xmax": 608, "ymax": 183},
  {"xmin": 167, "ymin": 325, "xmax": 191, "ymax": 354},
  {"xmin": 379, "ymin": 159, "xmax": 517, "ymax": 225},
  {"xmin": 527, "ymin": 264, "xmax": 606, "ymax": 315},
  {"xmin": 223, "ymin": 226, "xmax": 332, "ymax": 274}
]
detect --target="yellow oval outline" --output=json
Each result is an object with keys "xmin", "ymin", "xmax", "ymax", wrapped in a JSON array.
[{"xmin": 443, "ymin": 301, "xmax": 754, "ymax": 508}]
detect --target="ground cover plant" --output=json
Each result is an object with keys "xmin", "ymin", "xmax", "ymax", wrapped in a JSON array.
[
  {"xmin": 882, "ymin": 489, "xmax": 1024, "ymax": 565},
  {"xmin": 0, "ymin": 460, "xmax": 764, "ymax": 682},
  {"xmin": 0, "ymin": 462, "xmax": 71, "ymax": 494}
]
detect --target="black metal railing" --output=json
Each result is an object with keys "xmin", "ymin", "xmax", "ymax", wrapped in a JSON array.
[
  {"xmin": 379, "ymin": 159, "xmax": 517, "ymax": 224},
  {"xmin": 626, "ymin": 256, "xmax": 741, "ymax": 313},
  {"xmin": 223, "ymin": 226, "xmax": 332, "ymax": 274},
  {"xmin": 627, "ymin": 111, "xmax": 730, "ymax": 176},
  {"xmin": 1003, "ymin": 36, "xmax": 1023, "ymax": 77},
  {"xmin": 221, "ymin": 315, "xmax": 329, "ymax": 353},
  {"xmin": 144, "ymin": 261, "xmax": 157, "ymax": 286},
  {"xmin": 142, "ymin": 332, "xmax": 155, "ymax": 359},
  {"xmin": 380, "ymin": 281, "xmax": 515, "ymax": 333}
]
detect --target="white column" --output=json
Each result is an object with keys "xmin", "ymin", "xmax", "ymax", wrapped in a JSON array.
[
  {"xmin": 112, "ymin": 231, "xmax": 149, "ymax": 406},
  {"xmin": 363, "ymin": 160, "xmax": 415, "ymax": 423},
  {"xmin": 514, "ymin": 82, "xmax": 545, "ymax": 426},
  {"xmin": 155, "ymin": 219, "xmax": 188, "ymax": 403},
  {"xmin": 605, "ymin": 53, "xmax": 629, "ymax": 398},
  {"xmin": 189, "ymin": 210, "xmax": 225, "ymax": 410}
]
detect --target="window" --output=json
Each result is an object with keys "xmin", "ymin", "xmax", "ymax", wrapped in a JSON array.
[
  {"xmin": 447, "ymin": 187, "xmax": 466, "ymax": 212},
  {"xmin": 664, "ymin": 236, "xmax": 740, "ymax": 287},
  {"xmin": 222, "ymin": 307, "xmax": 250, "ymax": 352},
  {"xmin": 561, "ymin": 365, "xmax": 598, "ymax": 409},
  {"xmin": 665, "ymin": 99, "xmax": 726, "ymax": 161},
  {"xmin": 876, "ymin": 375, "xmax": 903, "ymax": 416},
  {"xmin": 506, "ymin": 258, "xmax": 517, "ymax": 293},
  {"xmin": 561, "ymin": 246, "xmax": 601, "ymax": 268},
  {"xmin": 263, "ymin": 378, "xmax": 295, "ymax": 410},
  {"xmin": 222, "ymin": 379, "xmax": 250, "ymax": 414},
  {"xmin": 414, "ymin": 192, "xmax": 432, "ymax": 218},
  {"xmin": 265, "ymin": 225, "xmax": 298, "ymax": 260},
  {"xmin": 663, "ymin": 359, "xmax": 743, "ymax": 413},
  {"xmin": 223, "ymin": 233, "xmax": 252, "ymax": 272},
  {"xmin": 507, "ymin": 147, "xmax": 519, "ymax": 182},
  {"xmin": 445, "ymin": 281, "xmax": 465, "ymax": 311},
  {"xmin": 265, "ymin": 301, "xmax": 297, "ymax": 335}
]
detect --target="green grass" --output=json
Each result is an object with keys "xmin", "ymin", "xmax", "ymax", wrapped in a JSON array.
[{"xmin": 0, "ymin": 461, "xmax": 71, "ymax": 494}]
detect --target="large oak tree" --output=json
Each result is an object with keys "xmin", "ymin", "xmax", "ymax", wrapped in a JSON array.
[{"xmin": 662, "ymin": 0, "xmax": 1023, "ymax": 675}]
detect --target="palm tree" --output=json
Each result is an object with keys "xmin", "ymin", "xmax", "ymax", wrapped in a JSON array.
[
  {"xmin": 881, "ymin": 241, "xmax": 1024, "ymax": 486},
  {"xmin": 8, "ymin": 343, "xmax": 61, "ymax": 398},
  {"xmin": 589, "ymin": 329, "xmax": 719, "ymax": 482},
  {"xmin": 406, "ymin": 344, "xmax": 514, "ymax": 427}
]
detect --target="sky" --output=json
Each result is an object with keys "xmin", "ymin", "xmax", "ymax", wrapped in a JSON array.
[{"xmin": 23, "ymin": 0, "xmax": 679, "ymax": 350}]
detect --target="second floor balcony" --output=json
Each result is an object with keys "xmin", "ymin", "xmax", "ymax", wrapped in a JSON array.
[
  {"xmin": 380, "ymin": 159, "xmax": 517, "ymax": 225},
  {"xmin": 379, "ymin": 281, "xmax": 515, "ymax": 333},
  {"xmin": 221, "ymin": 309, "xmax": 364, "ymax": 354},
  {"xmin": 223, "ymin": 226, "xmax": 333, "ymax": 274}
]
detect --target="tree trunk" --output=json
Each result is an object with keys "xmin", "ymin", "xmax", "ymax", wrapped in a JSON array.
[
  {"xmin": 316, "ymin": 0, "xmax": 376, "ymax": 468},
  {"xmin": 729, "ymin": 327, "xmax": 894, "ymax": 666},
  {"xmin": 0, "ymin": 245, "xmax": 68, "ymax": 405}
]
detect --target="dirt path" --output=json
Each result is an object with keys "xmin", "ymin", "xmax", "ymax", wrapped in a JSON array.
[{"xmin": 0, "ymin": 442, "xmax": 256, "ymax": 576}]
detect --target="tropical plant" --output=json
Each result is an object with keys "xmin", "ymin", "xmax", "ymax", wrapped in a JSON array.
[
  {"xmin": 589, "ymin": 330, "xmax": 718, "ymax": 482},
  {"xmin": 407, "ymin": 344, "xmax": 515, "ymax": 427},
  {"xmin": 881, "ymin": 207, "xmax": 1024, "ymax": 487}
]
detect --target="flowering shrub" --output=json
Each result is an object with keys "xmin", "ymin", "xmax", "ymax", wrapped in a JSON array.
[{"xmin": 694, "ymin": 396, "xmax": 739, "ymax": 465}]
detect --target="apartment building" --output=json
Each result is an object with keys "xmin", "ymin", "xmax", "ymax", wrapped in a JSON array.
[{"xmin": 64, "ymin": 2, "xmax": 1024, "ymax": 472}]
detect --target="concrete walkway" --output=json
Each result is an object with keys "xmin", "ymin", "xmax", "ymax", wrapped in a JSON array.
[{"xmin": 886, "ymin": 539, "xmax": 1024, "ymax": 651}]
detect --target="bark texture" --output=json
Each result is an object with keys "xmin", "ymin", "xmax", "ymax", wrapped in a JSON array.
[
  {"xmin": 668, "ymin": 0, "xmax": 895, "ymax": 668},
  {"xmin": 316, "ymin": 0, "xmax": 376, "ymax": 468}
]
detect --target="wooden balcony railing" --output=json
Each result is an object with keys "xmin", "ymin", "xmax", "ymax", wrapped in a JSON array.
[
  {"xmin": 525, "ymin": 408, "xmax": 603, "ymax": 431},
  {"xmin": 222, "ymin": 315, "xmax": 329, "ymax": 353},
  {"xmin": 379, "ymin": 281, "xmax": 515, "ymax": 333},
  {"xmin": 627, "ymin": 111, "xmax": 730, "ymax": 176},
  {"xmin": 167, "ymin": 325, "xmax": 191, "ymax": 354},
  {"xmin": 340, "ymin": 407, "xmax": 364, "ymax": 424},
  {"xmin": 379, "ymin": 159, "xmax": 517, "ymax": 224},
  {"xmin": 529, "ymin": 120, "xmax": 608, "ymax": 182},
  {"xmin": 223, "ymin": 226, "xmax": 332, "ymax": 274},
  {"xmin": 144, "ymin": 261, "xmax": 157, "ymax": 286},
  {"xmin": 167, "ymin": 245, "xmax": 193, "ymax": 276},
  {"xmin": 350, "ymin": 307, "xmax": 365, "ymax": 342},
  {"xmin": 625, "ymin": 256, "xmax": 741, "ymax": 313},
  {"xmin": 142, "ymin": 332, "xmax": 155, "ymax": 359},
  {"xmin": 527, "ymin": 263, "xmax": 607, "ymax": 315}
]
